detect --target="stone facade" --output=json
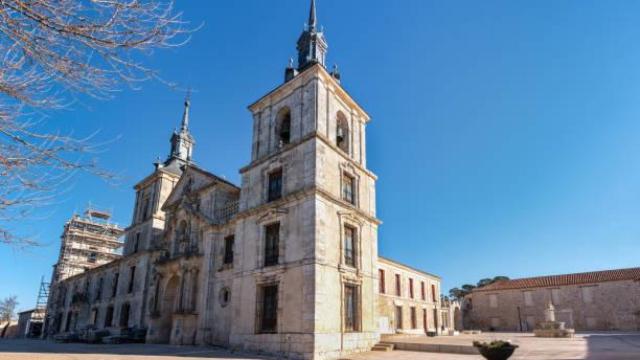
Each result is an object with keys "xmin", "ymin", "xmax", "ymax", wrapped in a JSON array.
[
  {"xmin": 376, "ymin": 257, "xmax": 444, "ymax": 335},
  {"xmin": 43, "ymin": 2, "xmax": 452, "ymax": 359},
  {"xmin": 464, "ymin": 268, "xmax": 640, "ymax": 332}
]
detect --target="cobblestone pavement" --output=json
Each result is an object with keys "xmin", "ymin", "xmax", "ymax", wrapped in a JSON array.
[{"xmin": 1, "ymin": 333, "xmax": 639, "ymax": 360}]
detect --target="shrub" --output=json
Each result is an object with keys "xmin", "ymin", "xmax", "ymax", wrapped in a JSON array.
[{"xmin": 473, "ymin": 340, "xmax": 518, "ymax": 360}]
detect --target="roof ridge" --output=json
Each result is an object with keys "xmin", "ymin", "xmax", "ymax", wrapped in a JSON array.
[{"xmin": 474, "ymin": 266, "xmax": 640, "ymax": 292}]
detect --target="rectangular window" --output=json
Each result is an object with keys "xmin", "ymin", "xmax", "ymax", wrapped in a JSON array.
[
  {"xmin": 581, "ymin": 286, "xmax": 594, "ymax": 304},
  {"xmin": 90, "ymin": 308, "xmax": 99, "ymax": 325},
  {"xmin": 223, "ymin": 235, "xmax": 234, "ymax": 265},
  {"xmin": 378, "ymin": 269, "xmax": 386, "ymax": 294},
  {"xmin": 344, "ymin": 225, "xmax": 356, "ymax": 267},
  {"xmin": 489, "ymin": 294, "xmax": 498, "ymax": 308},
  {"xmin": 421, "ymin": 281, "xmax": 426, "ymax": 301},
  {"xmin": 133, "ymin": 233, "xmax": 140, "ymax": 253},
  {"xmin": 267, "ymin": 169, "xmax": 283, "ymax": 202},
  {"xmin": 64, "ymin": 312, "xmax": 72, "ymax": 332},
  {"xmin": 342, "ymin": 173, "xmax": 355, "ymax": 205},
  {"xmin": 119, "ymin": 303, "xmax": 130, "ymax": 327},
  {"xmin": 264, "ymin": 223, "xmax": 280, "ymax": 267},
  {"xmin": 344, "ymin": 284, "xmax": 359, "ymax": 332},
  {"xmin": 431, "ymin": 284, "xmax": 437, "ymax": 302},
  {"xmin": 410, "ymin": 307, "xmax": 417, "ymax": 329},
  {"xmin": 409, "ymin": 278, "xmax": 414, "ymax": 299},
  {"xmin": 128, "ymin": 266, "xmax": 136, "ymax": 293},
  {"xmin": 259, "ymin": 284, "xmax": 278, "ymax": 333},
  {"xmin": 105, "ymin": 306, "xmax": 114, "ymax": 327},
  {"xmin": 112, "ymin": 273, "xmax": 119, "ymax": 298},
  {"xmin": 523, "ymin": 291, "xmax": 534, "ymax": 306},
  {"xmin": 96, "ymin": 278, "xmax": 103, "ymax": 301},
  {"xmin": 395, "ymin": 274, "xmax": 401, "ymax": 296},
  {"xmin": 551, "ymin": 288, "xmax": 560, "ymax": 305},
  {"xmin": 141, "ymin": 197, "xmax": 150, "ymax": 221}
]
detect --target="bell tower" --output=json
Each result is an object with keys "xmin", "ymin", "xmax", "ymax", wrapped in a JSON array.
[{"xmin": 233, "ymin": 1, "xmax": 380, "ymax": 358}]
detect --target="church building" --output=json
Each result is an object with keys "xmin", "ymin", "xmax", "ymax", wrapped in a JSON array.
[{"xmin": 44, "ymin": 2, "xmax": 456, "ymax": 358}]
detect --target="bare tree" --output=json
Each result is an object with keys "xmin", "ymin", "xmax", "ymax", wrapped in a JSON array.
[
  {"xmin": 0, "ymin": 0, "xmax": 193, "ymax": 246},
  {"xmin": 0, "ymin": 296, "xmax": 18, "ymax": 322}
]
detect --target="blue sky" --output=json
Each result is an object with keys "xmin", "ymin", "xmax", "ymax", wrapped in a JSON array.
[{"xmin": 3, "ymin": 0, "xmax": 640, "ymax": 311}]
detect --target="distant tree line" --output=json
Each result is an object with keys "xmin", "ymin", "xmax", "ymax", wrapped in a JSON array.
[{"xmin": 449, "ymin": 276, "xmax": 510, "ymax": 300}]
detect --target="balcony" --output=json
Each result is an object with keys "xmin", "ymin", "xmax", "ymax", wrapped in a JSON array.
[{"xmin": 213, "ymin": 200, "xmax": 239, "ymax": 224}]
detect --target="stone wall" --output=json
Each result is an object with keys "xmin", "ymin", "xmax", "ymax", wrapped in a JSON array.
[{"xmin": 466, "ymin": 280, "xmax": 640, "ymax": 331}]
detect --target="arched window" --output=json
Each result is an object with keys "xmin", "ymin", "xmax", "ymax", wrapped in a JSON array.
[
  {"xmin": 276, "ymin": 107, "xmax": 291, "ymax": 146},
  {"xmin": 336, "ymin": 112, "xmax": 349, "ymax": 153}
]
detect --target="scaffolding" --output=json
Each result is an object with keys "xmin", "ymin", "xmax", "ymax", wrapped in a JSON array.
[
  {"xmin": 34, "ymin": 276, "xmax": 50, "ymax": 321},
  {"xmin": 52, "ymin": 207, "xmax": 125, "ymax": 284}
]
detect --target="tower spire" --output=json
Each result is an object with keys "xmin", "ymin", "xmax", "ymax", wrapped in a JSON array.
[
  {"xmin": 167, "ymin": 95, "xmax": 195, "ymax": 165},
  {"xmin": 308, "ymin": 0, "xmax": 317, "ymax": 30},
  {"xmin": 296, "ymin": 0, "xmax": 328, "ymax": 72},
  {"xmin": 181, "ymin": 89, "xmax": 191, "ymax": 131}
]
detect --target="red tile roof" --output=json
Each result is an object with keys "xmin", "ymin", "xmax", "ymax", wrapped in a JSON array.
[{"xmin": 473, "ymin": 267, "xmax": 640, "ymax": 292}]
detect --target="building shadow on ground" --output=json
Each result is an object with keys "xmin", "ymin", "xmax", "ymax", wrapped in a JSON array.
[
  {"xmin": 584, "ymin": 332, "xmax": 640, "ymax": 360},
  {"xmin": 0, "ymin": 339, "xmax": 274, "ymax": 359}
]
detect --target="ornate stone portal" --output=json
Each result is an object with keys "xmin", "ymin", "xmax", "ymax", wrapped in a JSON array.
[{"xmin": 534, "ymin": 302, "xmax": 575, "ymax": 338}]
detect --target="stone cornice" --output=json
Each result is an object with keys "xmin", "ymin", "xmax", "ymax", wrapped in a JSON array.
[
  {"xmin": 233, "ymin": 257, "xmax": 377, "ymax": 280},
  {"xmin": 232, "ymin": 185, "xmax": 381, "ymax": 226},
  {"xmin": 125, "ymin": 215, "xmax": 164, "ymax": 232},
  {"xmin": 134, "ymin": 168, "xmax": 180, "ymax": 191},
  {"xmin": 378, "ymin": 256, "xmax": 442, "ymax": 280},
  {"xmin": 248, "ymin": 64, "xmax": 370, "ymax": 122}
]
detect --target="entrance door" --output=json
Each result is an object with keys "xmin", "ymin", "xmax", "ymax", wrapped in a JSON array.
[
  {"xmin": 423, "ymin": 309, "xmax": 428, "ymax": 332},
  {"xmin": 525, "ymin": 316, "xmax": 536, "ymax": 332},
  {"xmin": 395, "ymin": 306, "xmax": 403, "ymax": 331},
  {"xmin": 454, "ymin": 308, "xmax": 461, "ymax": 331},
  {"xmin": 157, "ymin": 275, "xmax": 180, "ymax": 343},
  {"xmin": 433, "ymin": 309, "xmax": 438, "ymax": 330}
]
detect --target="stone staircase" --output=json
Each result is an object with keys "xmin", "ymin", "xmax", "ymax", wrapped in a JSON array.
[{"xmin": 371, "ymin": 341, "xmax": 395, "ymax": 352}]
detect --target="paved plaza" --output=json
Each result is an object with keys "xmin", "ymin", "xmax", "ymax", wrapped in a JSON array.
[
  {"xmin": 348, "ymin": 333, "xmax": 640, "ymax": 360},
  {"xmin": 1, "ymin": 333, "xmax": 639, "ymax": 360}
]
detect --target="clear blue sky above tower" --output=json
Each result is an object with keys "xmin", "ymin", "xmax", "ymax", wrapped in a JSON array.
[{"xmin": 3, "ymin": 0, "xmax": 640, "ymax": 310}]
